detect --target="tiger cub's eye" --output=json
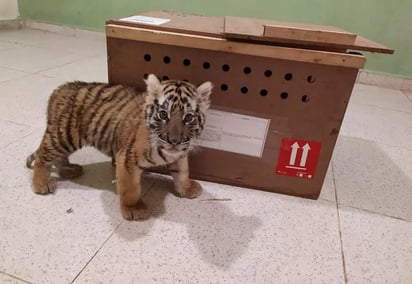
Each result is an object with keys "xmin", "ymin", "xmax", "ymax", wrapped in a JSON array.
[
  {"xmin": 183, "ymin": 113, "xmax": 195, "ymax": 123},
  {"xmin": 158, "ymin": 110, "xmax": 168, "ymax": 120}
]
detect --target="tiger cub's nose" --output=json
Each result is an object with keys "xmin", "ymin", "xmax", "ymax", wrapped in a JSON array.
[{"xmin": 168, "ymin": 136, "xmax": 181, "ymax": 145}]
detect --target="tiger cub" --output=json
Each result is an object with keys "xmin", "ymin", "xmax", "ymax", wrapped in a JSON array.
[{"xmin": 26, "ymin": 74, "xmax": 213, "ymax": 220}]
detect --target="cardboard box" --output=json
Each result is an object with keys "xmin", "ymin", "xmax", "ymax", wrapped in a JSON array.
[{"xmin": 105, "ymin": 11, "xmax": 393, "ymax": 199}]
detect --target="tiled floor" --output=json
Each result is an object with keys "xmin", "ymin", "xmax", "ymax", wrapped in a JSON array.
[{"xmin": 0, "ymin": 28, "xmax": 411, "ymax": 284}]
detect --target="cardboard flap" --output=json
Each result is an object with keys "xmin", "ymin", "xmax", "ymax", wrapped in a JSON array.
[{"xmin": 223, "ymin": 16, "xmax": 394, "ymax": 54}]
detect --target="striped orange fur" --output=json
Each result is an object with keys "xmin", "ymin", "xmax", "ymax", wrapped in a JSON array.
[{"xmin": 27, "ymin": 75, "xmax": 213, "ymax": 220}]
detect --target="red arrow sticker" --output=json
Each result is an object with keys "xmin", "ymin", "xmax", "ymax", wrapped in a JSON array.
[{"xmin": 276, "ymin": 138, "xmax": 322, "ymax": 179}]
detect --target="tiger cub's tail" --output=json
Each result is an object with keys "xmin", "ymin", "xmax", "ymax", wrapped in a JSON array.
[{"xmin": 26, "ymin": 151, "xmax": 37, "ymax": 169}]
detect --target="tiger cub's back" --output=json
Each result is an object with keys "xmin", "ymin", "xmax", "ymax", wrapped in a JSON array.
[{"xmin": 46, "ymin": 82, "xmax": 144, "ymax": 157}]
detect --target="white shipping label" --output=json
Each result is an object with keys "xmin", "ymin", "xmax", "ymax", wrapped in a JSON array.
[
  {"xmin": 119, "ymin": 15, "xmax": 171, "ymax": 25},
  {"xmin": 195, "ymin": 109, "xmax": 270, "ymax": 157}
]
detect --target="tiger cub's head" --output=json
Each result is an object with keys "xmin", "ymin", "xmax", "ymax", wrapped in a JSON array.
[{"xmin": 144, "ymin": 74, "xmax": 213, "ymax": 153}]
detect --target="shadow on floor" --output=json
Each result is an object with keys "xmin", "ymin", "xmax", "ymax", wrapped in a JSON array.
[
  {"xmin": 333, "ymin": 135, "xmax": 412, "ymax": 221},
  {"xmin": 71, "ymin": 161, "xmax": 262, "ymax": 270}
]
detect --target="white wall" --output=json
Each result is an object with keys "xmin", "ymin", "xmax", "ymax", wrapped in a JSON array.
[{"xmin": 0, "ymin": 0, "xmax": 19, "ymax": 20}]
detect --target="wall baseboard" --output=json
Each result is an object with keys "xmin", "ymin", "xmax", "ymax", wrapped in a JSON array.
[
  {"xmin": 25, "ymin": 20, "xmax": 104, "ymax": 40},
  {"xmin": 356, "ymin": 70, "xmax": 412, "ymax": 91},
  {"xmin": 4, "ymin": 20, "xmax": 412, "ymax": 91},
  {"xmin": 0, "ymin": 19, "xmax": 24, "ymax": 29}
]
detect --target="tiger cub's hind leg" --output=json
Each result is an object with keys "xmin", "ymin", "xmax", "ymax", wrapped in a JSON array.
[
  {"xmin": 32, "ymin": 149, "xmax": 57, "ymax": 195},
  {"xmin": 55, "ymin": 156, "xmax": 83, "ymax": 179},
  {"xmin": 32, "ymin": 133, "xmax": 71, "ymax": 194}
]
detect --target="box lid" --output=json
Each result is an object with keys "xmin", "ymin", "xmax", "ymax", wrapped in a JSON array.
[
  {"xmin": 106, "ymin": 11, "xmax": 396, "ymax": 69},
  {"xmin": 107, "ymin": 10, "xmax": 393, "ymax": 54},
  {"xmin": 223, "ymin": 16, "xmax": 394, "ymax": 54}
]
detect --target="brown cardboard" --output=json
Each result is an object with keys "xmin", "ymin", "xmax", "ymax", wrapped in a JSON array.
[{"xmin": 105, "ymin": 11, "xmax": 392, "ymax": 199}]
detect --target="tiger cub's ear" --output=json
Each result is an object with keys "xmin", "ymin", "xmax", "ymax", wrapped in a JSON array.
[
  {"xmin": 196, "ymin": 81, "xmax": 213, "ymax": 111},
  {"xmin": 144, "ymin": 74, "xmax": 162, "ymax": 98}
]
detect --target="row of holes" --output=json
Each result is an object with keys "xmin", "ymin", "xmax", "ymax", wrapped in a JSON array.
[
  {"xmin": 143, "ymin": 73, "xmax": 310, "ymax": 102},
  {"xmin": 143, "ymin": 54, "xmax": 316, "ymax": 83},
  {"xmin": 232, "ymin": 87, "xmax": 310, "ymax": 102}
]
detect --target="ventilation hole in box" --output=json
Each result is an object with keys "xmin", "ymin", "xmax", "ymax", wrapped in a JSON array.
[
  {"xmin": 307, "ymin": 75, "xmax": 316, "ymax": 83},
  {"xmin": 243, "ymin": 67, "xmax": 252, "ymax": 74},
  {"xmin": 280, "ymin": 92, "xmax": 288, "ymax": 99},
  {"xmin": 264, "ymin": 70, "xmax": 272, "ymax": 77},
  {"xmin": 284, "ymin": 73, "xmax": 293, "ymax": 80},
  {"xmin": 144, "ymin": 54, "xmax": 151, "ymax": 62},
  {"xmin": 260, "ymin": 89, "xmax": 268, "ymax": 96},
  {"xmin": 241, "ymin": 87, "xmax": 248, "ymax": 94},
  {"xmin": 203, "ymin": 62, "xmax": 210, "ymax": 69},
  {"xmin": 183, "ymin": 79, "xmax": 189, "ymax": 82},
  {"xmin": 301, "ymin": 95, "xmax": 310, "ymax": 102},
  {"xmin": 222, "ymin": 64, "xmax": 230, "ymax": 72},
  {"xmin": 162, "ymin": 75, "xmax": 169, "ymax": 81},
  {"xmin": 163, "ymin": 56, "xmax": 171, "ymax": 64},
  {"xmin": 220, "ymin": 84, "xmax": 228, "ymax": 91},
  {"xmin": 183, "ymin": 59, "xmax": 191, "ymax": 66},
  {"xmin": 143, "ymin": 73, "xmax": 149, "ymax": 79}
]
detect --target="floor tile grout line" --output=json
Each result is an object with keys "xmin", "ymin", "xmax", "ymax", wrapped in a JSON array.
[
  {"xmin": 401, "ymin": 90, "xmax": 412, "ymax": 103},
  {"xmin": 337, "ymin": 135, "xmax": 412, "ymax": 152},
  {"xmin": 31, "ymin": 54, "xmax": 95, "ymax": 75},
  {"xmin": 302, "ymin": 183, "xmax": 410, "ymax": 223},
  {"xmin": 318, "ymin": 197, "xmax": 337, "ymax": 204},
  {"xmin": 0, "ymin": 118, "xmax": 31, "ymax": 127},
  {"xmin": 0, "ymin": 65, "xmax": 31, "ymax": 73},
  {"xmin": 338, "ymin": 204, "xmax": 412, "ymax": 223},
  {"xmin": 70, "ymin": 221, "xmax": 123, "ymax": 284},
  {"xmin": 70, "ymin": 171, "xmax": 156, "ymax": 283},
  {"xmin": 0, "ymin": 44, "xmax": 99, "ymax": 75},
  {"xmin": 0, "ymin": 270, "xmax": 32, "ymax": 284},
  {"xmin": 0, "ymin": 32, "xmax": 97, "ymax": 49},
  {"xmin": 0, "ymin": 130, "xmax": 38, "ymax": 151},
  {"xmin": 331, "ymin": 162, "xmax": 348, "ymax": 284},
  {"xmin": 4, "ymin": 59, "xmax": 95, "ymax": 83},
  {"xmin": 34, "ymin": 73, "xmax": 56, "ymax": 79},
  {"xmin": 351, "ymin": 101, "xmax": 412, "ymax": 115},
  {"xmin": 331, "ymin": 152, "xmax": 411, "ymax": 223},
  {"xmin": 0, "ymin": 35, "xmax": 105, "ymax": 56},
  {"xmin": 0, "ymin": 72, "xmax": 33, "ymax": 85}
]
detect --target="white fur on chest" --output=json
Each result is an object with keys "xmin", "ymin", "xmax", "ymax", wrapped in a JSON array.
[{"xmin": 138, "ymin": 146, "xmax": 184, "ymax": 168}]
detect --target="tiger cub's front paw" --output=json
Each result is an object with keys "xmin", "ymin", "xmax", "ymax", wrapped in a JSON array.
[
  {"xmin": 33, "ymin": 177, "xmax": 57, "ymax": 195},
  {"xmin": 177, "ymin": 180, "xmax": 203, "ymax": 199},
  {"xmin": 120, "ymin": 200, "xmax": 150, "ymax": 221}
]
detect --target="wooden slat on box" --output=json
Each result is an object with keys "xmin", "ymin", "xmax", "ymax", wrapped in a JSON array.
[
  {"xmin": 351, "ymin": 36, "xmax": 394, "ymax": 54},
  {"xmin": 107, "ymin": 10, "xmax": 223, "ymax": 38},
  {"xmin": 224, "ymin": 16, "xmax": 394, "ymax": 54},
  {"xmin": 224, "ymin": 16, "xmax": 356, "ymax": 45}
]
